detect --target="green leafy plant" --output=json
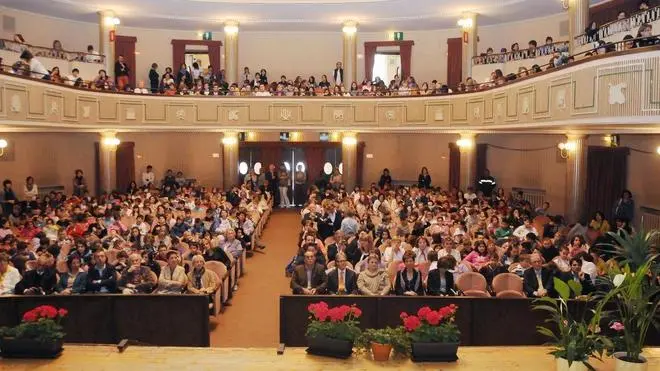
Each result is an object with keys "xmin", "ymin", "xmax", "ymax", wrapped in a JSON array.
[
  {"xmin": 0, "ymin": 305, "xmax": 68, "ymax": 342},
  {"xmin": 595, "ymin": 259, "xmax": 660, "ymax": 363},
  {"xmin": 533, "ymin": 278, "xmax": 611, "ymax": 371},
  {"xmin": 305, "ymin": 302, "xmax": 362, "ymax": 342},
  {"xmin": 399, "ymin": 305, "xmax": 460, "ymax": 343},
  {"xmin": 603, "ymin": 230, "xmax": 659, "ymax": 272},
  {"xmin": 355, "ymin": 327, "xmax": 411, "ymax": 357}
]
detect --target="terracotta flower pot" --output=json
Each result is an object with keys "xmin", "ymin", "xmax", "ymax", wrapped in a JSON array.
[
  {"xmin": 370, "ymin": 342, "xmax": 392, "ymax": 361},
  {"xmin": 555, "ymin": 357, "xmax": 588, "ymax": 371},
  {"xmin": 613, "ymin": 352, "xmax": 648, "ymax": 371}
]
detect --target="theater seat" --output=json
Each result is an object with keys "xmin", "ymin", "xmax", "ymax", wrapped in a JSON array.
[
  {"xmin": 204, "ymin": 261, "xmax": 229, "ymax": 314},
  {"xmin": 493, "ymin": 273, "xmax": 525, "ymax": 298},
  {"xmin": 456, "ymin": 272, "xmax": 489, "ymax": 297}
]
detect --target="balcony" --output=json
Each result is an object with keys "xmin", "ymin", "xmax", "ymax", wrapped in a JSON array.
[{"xmin": 0, "ymin": 46, "xmax": 659, "ymax": 133}]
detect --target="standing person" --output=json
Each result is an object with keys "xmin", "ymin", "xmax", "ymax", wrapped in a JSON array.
[
  {"xmin": 418, "ymin": 167, "xmax": 431, "ymax": 189},
  {"xmin": 1, "ymin": 180, "xmax": 18, "ymax": 217},
  {"xmin": 149, "ymin": 63, "xmax": 159, "ymax": 93},
  {"xmin": 477, "ymin": 169, "xmax": 497, "ymax": 198},
  {"xmin": 114, "ymin": 55, "xmax": 130, "ymax": 90},
  {"xmin": 23, "ymin": 176, "xmax": 39, "ymax": 210},
  {"xmin": 294, "ymin": 163, "xmax": 307, "ymax": 207},
  {"xmin": 142, "ymin": 165, "xmax": 155, "ymax": 189},
  {"xmin": 265, "ymin": 164, "xmax": 280, "ymax": 207},
  {"xmin": 333, "ymin": 61, "xmax": 344, "ymax": 86},
  {"xmin": 278, "ymin": 165, "xmax": 291, "ymax": 208},
  {"xmin": 378, "ymin": 168, "xmax": 392, "ymax": 189},
  {"xmin": 72, "ymin": 169, "xmax": 87, "ymax": 197},
  {"xmin": 613, "ymin": 190, "xmax": 635, "ymax": 225}
]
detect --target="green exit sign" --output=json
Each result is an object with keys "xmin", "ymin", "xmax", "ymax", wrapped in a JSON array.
[
  {"xmin": 393, "ymin": 32, "xmax": 404, "ymax": 41},
  {"xmin": 202, "ymin": 32, "xmax": 212, "ymax": 40}
]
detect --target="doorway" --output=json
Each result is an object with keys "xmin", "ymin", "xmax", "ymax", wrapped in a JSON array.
[
  {"xmin": 114, "ymin": 35, "xmax": 137, "ymax": 88},
  {"xmin": 372, "ymin": 52, "xmax": 401, "ymax": 85}
]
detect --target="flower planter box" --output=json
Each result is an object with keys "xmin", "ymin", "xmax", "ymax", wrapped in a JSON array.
[
  {"xmin": 306, "ymin": 335, "xmax": 354, "ymax": 359},
  {"xmin": 410, "ymin": 342, "xmax": 459, "ymax": 362},
  {"xmin": 0, "ymin": 338, "xmax": 64, "ymax": 359}
]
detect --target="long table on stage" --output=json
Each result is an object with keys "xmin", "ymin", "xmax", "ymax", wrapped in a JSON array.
[
  {"xmin": 0, "ymin": 294, "xmax": 210, "ymax": 347},
  {"xmin": 280, "ymin": 295, "xmax": 660, "ymax": 347},
  {"xmin": 2, "ymin": 345, "xmax": 660, "ymax": 370}
]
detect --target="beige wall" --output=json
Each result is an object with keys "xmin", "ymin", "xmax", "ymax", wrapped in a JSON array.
[
  {"xmin": 0, "ymin": 7, "xmax": 567, "ymax": 86},
  {"xmin": 619, "ymin": 134, "xmax": 660, "ymax": 220},
  {"xmin": 479, "ymin": 134, "xmax": 567, "ymax": 215},
  {"xmin": 0, "ymin": 132, "xmax": 97, "ymax": 195},
  {"xmin": 121, "ymin": 132, "xmax": 224, "ymax": 188},
  {"xmin": 359, "ymin": 133, "xmax": 454, "ymax": 188}
]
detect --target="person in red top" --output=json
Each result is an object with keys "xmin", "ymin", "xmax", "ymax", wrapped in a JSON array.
[
  {"xmin": 66, "ymin": 214, "xmax": 89, "ymax": 238},
  {"xmin": 18, "ymin": 219, "xmax": 41, "ymax": 239}
]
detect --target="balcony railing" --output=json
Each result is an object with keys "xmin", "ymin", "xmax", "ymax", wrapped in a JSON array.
[
  {"xmin": 574, "ymin": 5, "xmax": 660, "ymax": 47},
  {"xmin": 0, "ymin": 38, "xmax": 105, "ymax": 64},
  {"xmin": 472, "ymin": 41, "xmax": 569, "ymax": 66}
]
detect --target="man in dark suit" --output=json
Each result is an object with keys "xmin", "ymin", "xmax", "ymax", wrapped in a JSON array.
[
  {"xmin": 326, "ymin": 253, "xmax": 358, "ymax": 295},
  {"xmin": 561, "ymin": 258, "xmax": 594, "ymax": 296},
  {"xmin": 427, "ymin": 256, "xmax": 456, "ymax": 296},
  {"xmin": 264, "ymin": 164, "xmax": 280, "ymax": 207},
  {"xmin": 523, "ymin": 254, "xmax": 554, "ymax": 297},
  {"xmin": 326, "ymin": 230, "xmax": 346, "ymax": 263},
  {"xmin": 86, "ymin": 249, "xmax": 117, "ymax": 293},
  {"xmin": 332, "ymin": 61, "xmax": 344, "ymax": 86},
  {"xmin": 114, "ymin": 54, "xmax": 130, "ymax": 91},
  {"xmin": 318, "ymin": 201, "xmax": 343, "ymax": 241},
  {"xmin": 290, "ymin": 251, "xmax": 327, "ymax": 295},
  {"xmin": 14, "ymin": 255, "xmax": 57, "ymax": 295}
]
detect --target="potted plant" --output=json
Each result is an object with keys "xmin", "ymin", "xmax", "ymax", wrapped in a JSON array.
[
  {"xmin": 0, "ymin": 305, "xmax": 68, "ymax": 358},
  {"xmin": 595, "ymin": 259, "xmax": 659, "ymax": 371},
  {"xmin": 356, "ymin": 327, "xmax": 410, "ymax": 361},
  {"xmin": 305, "ymin": 301, "xmax": 362, "ymax": 358},
  {"xmin": 400, "ymin": 304, "xmax": 460, "ymax": 362},
  {"xmin": 533, "ymin": 277, "xmax": 611, "ymax": 371}
]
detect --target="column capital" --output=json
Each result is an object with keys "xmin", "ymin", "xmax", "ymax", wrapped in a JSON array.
[
  {"xmin": 341, "ymin": 133, "xmax": 358, "ymax": 146},
  {"xmin": 222, "ymin": 131, "xmax": 239, "ymax": 145},
  {"xmin": 565, "ymin": 133, "xmax": 588, "ymax": 141},
  {"xmin": 342, "ymin": 21, "xmax": 358, "ymax": 34},
  {"xmin": 224, "ymin": 21, "xmax": 240, "ymax": 34}
]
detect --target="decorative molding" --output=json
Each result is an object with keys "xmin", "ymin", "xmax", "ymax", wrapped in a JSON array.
[
  {"xmin": 608, "ymin": 83, "xmax": 627, "ymax": 105},
  {"xmin": 496, "ymin": 102, "xmax": 504, "ymax": 117},
  {"xmin": 434, "ymin": 108, "xmax": 444, "ymax": 121},
  {"xmin": 176, "ymin": 109, "xmax": 186, "ymax": 120},
  {"xmin": 473, "ymin": 106, "xmax": 481, "ymax": 119},
  {"xmin": 126, "ymin": 107, "xmax": 136, "ymax": 120},
  {"xmin": 522, "ymin": 97, "xmax": 530, "ymax": 114},
  {"xmin": 385, "ymin": 110, "xmax": 396, "ymax": 121},
  {"xmin": 228, "ymin": 109, "xmax": 239, "ymax": 121},
  {"xmin": 49, "ymin": 101, "xmax": 59, "ymax": 115},
  {"xmin": 82, "ymin": 105, "xmax": 91, "ymax": 118},
  {"xmin": 333, "ymin": 109, "xmax": 344, "ymax": 121},
  {"xmin": 280, "ymin": 108, "xmax": 292, "ymax": 121},
  {"xmin": 10, "ymin": 94, "xmax": 20, "ymax": 113},
  {"xmin": 556, "ymin": 89, "xmax": 567, "ymax": 110}
]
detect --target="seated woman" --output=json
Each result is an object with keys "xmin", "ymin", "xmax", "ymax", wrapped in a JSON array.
[
  {"xmin": 186, "ymin": 254, "xmax": 217, "ymax": 294},
  {"xmin": 155, "ymin": 251, "xmax": 187, "ymax": 294},
  {"xmin": 427, "ymin": 256, "xmax": 456, "ymax": 296},
  {"xmin": 588, "ymin": 211, "xmax": 610, "ymax": 235},
  {"xmin": 117, "ymin": 253, "xmax": 157, "ymax": 294},
  {"xmin": 463, "ymin": 240, "xmax": 490, "ymax": 271},
  {"xmin": 393, "ymin": 250, "xmax": 425, "ymax": 296},
  {"xmin": 552, "ymin": 245, "xmax": 571, "ymax": 273},
  {"xmin": 568, "ymin": 235, "xmax": 589, "ymax": 258},
  {"xmin": 56, "ymin": 254, "xmax": 87, "ymax": 294},
  {"xmin": 357, "ymin": 253, "xmax": 390, "ymax": 296}
]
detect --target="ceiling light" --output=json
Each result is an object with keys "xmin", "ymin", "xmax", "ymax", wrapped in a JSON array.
[
  {"xmin": 457, "ymin": 18, "xmax": 473, "ymax": 29},
  {"xmin": 224, "ymin": 24, "xmax": 239, "ymax": 34},
  {"xmin": 104, "ymin": 16, "xmax": 120, "ymax": 26}
]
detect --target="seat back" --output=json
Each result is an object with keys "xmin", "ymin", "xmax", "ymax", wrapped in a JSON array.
[
  {"xmin": 455, "ymin": 272, "xmax": 487, "ymax": 292},
  {"xmin": 492, "ymin": 273, "xmax": 523, "ymax": 294},
  {"xmin": 204, "ymin": 261, "xmax": 227, "ymax": 289}
]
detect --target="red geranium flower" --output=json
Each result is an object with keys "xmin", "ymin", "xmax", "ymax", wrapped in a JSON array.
[
  {"xmin": 403, "ymin": 315, "xmax": 422, "ymax": 332},
  {"xmin": 426, "ymin": 310, "xmax": 441, "ymax": 325},
  {"xmin": 58, "ymin": 308, "xmax": 68, "ymax": 317},
  {"xmin": 327, "ymin": 308, "xmax": 344, "ymax": 323},
  {"xmin": 417, "ymin": 306, "xmax": 432, "ymax": 318},
  {"xmin": 22, "ymin": 311, "xmax": 38, "ymax": 322},
  {"xmin": 400, "ymin": 312, "xmax": 409, "ymax": 319},
  {"xmin": 350, "ymin": 307, "xmax": 362, "ymax": 318}
]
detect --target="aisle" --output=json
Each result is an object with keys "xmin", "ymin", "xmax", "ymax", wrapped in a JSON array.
[{"xmin": 210, "ymin": 210, "xmax": 299, "ymax": 347}]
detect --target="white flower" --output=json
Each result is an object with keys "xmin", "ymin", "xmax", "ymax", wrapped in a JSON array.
[{"xmin": 613, "ymin": 274, "xmax": 626, "ymax": 287}]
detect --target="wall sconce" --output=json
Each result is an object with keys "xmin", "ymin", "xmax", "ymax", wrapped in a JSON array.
[
  {"xmin": 0, "ymin": 138, "xmax": 7, "ymax": 156},
  {"xmin": 656, "ymin": 146, "xmax": 660, "ymax": 155},
  {"xmin": 560, "ymin": 0, "xmax": 569, "ymax": 10},
  {"xmin": 557, "ymin": 141, "xmax": 576, "ymax": 158},
  {"xmin": 456, "ymin": 137, "xmax": 474, "ymax": 149},
  {"xmin": 290, "ymin": 132, "xmax": 301, "ymax": 141},
  {"xmin": 457, "ymin": 18, "xmax": 473, "ymax": 29},
  {"xmin": 104, "ymin": 16, "xmax": 120, "ymax": 26},
  {"xmin": 224, "ymin": 23, "xmax": 239, "ymax": 35},
  {"xmin": 222, "ymin": 136, "xmax": 238, "ymax": 145},
  {"xmin": 342, "ymin": 136, "xmax": 357, "ymax": 146},
  {"xmin": 330, "ymin": 132, "xmax": 341, "ymax": 142},
  {"xmin": 102, "ymin": 136, "xmax": 120, "ymax": 147}
]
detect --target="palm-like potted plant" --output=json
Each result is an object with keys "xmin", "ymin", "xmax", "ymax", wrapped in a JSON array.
[
  {"xmin": 356, "ymin": 327, "xmax": 410, "ymax": 361},
  {"xmin": 0, "ymin": 305, "xmax": 68, "ymax": 358},
  {"xmin": 595, "ymin": 259, "xmax": 660, "ymax": 371},
  {"xmin": 533, "ymin": 278, "xmax": 611, "ymax": 371},
  {"xmin": 305, "ymin": 301, "xmax": 362, "ymax": 358},
  {"xmin": 400, "ymin": 304, "xmax": 460, "ymax": 362}
]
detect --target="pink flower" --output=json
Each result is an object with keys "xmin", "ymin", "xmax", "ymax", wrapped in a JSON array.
[
  {"xmin": 400, "ymin": 312, "xmax": 409, "ymax": 319},
  {"xmin": 610, "ymin": 322, "xmax": 625, "ymax": 332}
]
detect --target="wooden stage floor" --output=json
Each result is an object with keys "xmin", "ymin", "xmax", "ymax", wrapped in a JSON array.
[{"xmin": 2, "ymin": 345, "xmax": 659, "ymax": 370}]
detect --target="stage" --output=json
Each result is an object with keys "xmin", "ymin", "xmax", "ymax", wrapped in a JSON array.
[{"xmin": 3, "ymin": 345, "xmax": 660, "ymax": 370}]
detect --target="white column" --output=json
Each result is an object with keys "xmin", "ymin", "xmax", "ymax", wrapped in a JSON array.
[
  {"xmin": 569, "ymin": 0, "xmax": 590, "ymax": 52},
  {"xmin": 565, "ymin": 134, "xmax": 588, "ymax": 223},
  {"xmin": 458, "ymin": 133, "xmax": 476, "ymax": 190},
  {"xmin": 222, "ymin": 132, "xmax": 239, "ymax": 189},
  {"xmin": 224, "ymin": 21, "xmax": 239, "ymax": 85},
  {"xmin": 99, "ymin": 132, "xmax": 119, "ymax": 194},
  {"xmin": 342, "ymin": 21, "xmax": 358, "ymax": 85},
  {"xmin": 98, "ymin": 10, "xmax": 118, "ymax": 77},
  {"xmin": 341, "ymin": 133, "xmax": 358, "ymax": 190},
  {"xmin": 460, "ymin": 12, "xmax": 478, "ymax": 80}
]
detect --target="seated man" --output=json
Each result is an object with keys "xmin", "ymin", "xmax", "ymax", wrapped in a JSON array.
[
  {"xmin": 326, "ymin": 230, "xmax": 346, "ymax": 263},
  {"xmin": 14, "ymin": 254, "xmax": 57, "ymax": 295},
  {"xmin": 427, "ymin": 256, "xmax": 456, "ymax": 296},
  {"xmin": 86, "ymin": 249, "xmax": 117, "ymax": 293},
  {"xmin": 155, "ymin": 250, "xmax": 187, "ymax": 294},
  {"xmin": 118, "ymin": 253, "xmax": 157, "ymax": 294},
  {"xmin": 221, "ymin": 229, "xmax": 243, "ymax": 259},
  {"xmin": 0, "ymin": 252, "xmax": 22, "ymax": 295},
  {"xmin": 561, "ymin": 257, "xmax": 594, "ymax": 296},
  {"xmin": 290, "ymin": 250, "xmax": 327, "ymax": 295},
  {"xmin": 523, "ymin": 254, "xmax": 554, "ymax": 298},
  {"xmin": 326, "ymin": 252, "xmax": 358, "ymax": 295},
  {"xmin": 186, "ymin": 254, "xmax": 217, "ymax": 295},
  {"xmin": 294, "ymin": 243, "xmax": 326, "ymax": 267}
]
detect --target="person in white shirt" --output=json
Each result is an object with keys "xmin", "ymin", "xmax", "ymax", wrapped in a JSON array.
[
  {"xmin": 437, "ymin": 238, "xmax": 462, "ymax": 262},
  {"xmin": 134, "ymin": 80, "xmax": 149, "ymax": 94},
  {"xmin": 513, "ymin": 218, "xmax": 538, "ymax": 239},
  {"xmin": 0, "ymin": 253, "xmax": 22, "ymax": 295},
  {"xmin": 413, "ymin": 236, "xmax": 432, "ymax": 265},
  {"xmin": 382, "ymin": 238, "xmax": 407, "ymax": 265},
  {"xmin": 254, "ymin": 84, "xmax": 271, "ymax": 97},
  {"xmin": 155, "ymin": 251, "xmax": 188, "ymax": 294},
  {"xmin": 84, "ymin": 45, "xmax": 101, "ymax": 63},
  {"xmin": 23, "ymin": 176, "xmax": 39, "ymax": 201},
  {"xmin": 20, "ymin": 50, "xmax": 49, "ymax": 79},
  {"xmin": 580, "ymin": 253, "xmax": 598, "ymax": 285},
  {"xmin": 142, "ymin": 165, "xmax": 155, "ymax": 188},
  {"xmin": 464, "ymin": 186, "xmax": 478, "ymax": 202},
  {"xmin": 66, "ymin": 68, "xmax": 82, "ymax": 86}
]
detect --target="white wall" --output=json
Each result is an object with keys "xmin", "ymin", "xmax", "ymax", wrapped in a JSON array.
[{"xmin": 477, "ymin": 13, "xmax": 566, "ymax": 54}]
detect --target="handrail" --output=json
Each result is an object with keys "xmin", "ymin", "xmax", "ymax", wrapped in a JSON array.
[
  {"xmin": 640, "ymin": 206, "xmax": 660, "ymax": 216},
  {"xmin": 0, "ymin": 37, "xmax": 658, "ymax": 98},
  {"xmin": 0, "ymin": 38, "xmax": 105, "ymax": 64},
  {"xmin": 574, "ymin": 5, "xmax": 660, "ymax": 46},
  {"xmin": 472, "ymin": 41, "xmax": 570, "ymax": 65}
]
